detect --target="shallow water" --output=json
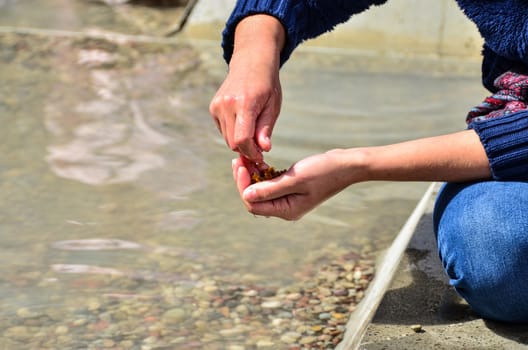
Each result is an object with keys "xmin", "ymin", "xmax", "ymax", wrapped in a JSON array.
[
  {"xmin": 0, "ymin": 0, "xmax": 185, "ymax": 35},
  {"xmin": 0, "ymin": 1, "xmax": 486, "ymax": 349}
]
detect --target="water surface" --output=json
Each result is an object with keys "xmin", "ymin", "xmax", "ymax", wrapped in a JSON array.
[{"xmin": 0, "ymin": 1, "xmax": 486, "ymax": 348}]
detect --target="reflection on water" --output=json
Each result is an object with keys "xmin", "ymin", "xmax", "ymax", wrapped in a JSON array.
[
  {"xmin": 38, "ymin": 35, "xmax": 208, "ymax": 196},
  {"xmin": 45, "ymin": 64, "xmax": 172, "ymax": 185},
  {"xmin": 0, "ymin": 2, "xmax": 486, "ymax": 348},
  {"xmin": 52, "ymin": 239, "xmax": 143, "ymax": 250}
]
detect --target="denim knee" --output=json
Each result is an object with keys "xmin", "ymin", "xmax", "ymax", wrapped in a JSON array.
[{"xmin": 434, "ymin": 181, "xmax": 528, "ymax": 323}]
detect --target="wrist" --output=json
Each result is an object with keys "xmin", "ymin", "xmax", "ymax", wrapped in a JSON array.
[
  {"xmin": 233, "ymin": 15, "xmax": 285, "ymax": 65},
  {"xmin": 325, "ymin": 148, "xmax": 371, "ymax": 185}
]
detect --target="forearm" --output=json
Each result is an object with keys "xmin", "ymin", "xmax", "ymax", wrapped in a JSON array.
[{"xmin": 350, "ymin": 130, "xmax": 491, "ymax": 183}]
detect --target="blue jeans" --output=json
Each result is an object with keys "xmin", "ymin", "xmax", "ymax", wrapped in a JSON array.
[{"xmin": 433, "ymin": 181, "xmax": 528, "ymax": 323}]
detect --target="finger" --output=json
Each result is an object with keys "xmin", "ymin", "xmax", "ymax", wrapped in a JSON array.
[
  {"xmin": 211, "ymin": 105, "xmax": 230, "ymax": 147},
  {"xmin": 236, "ymin": 166, "xmax": 252, "ymax": 197},
  {"xmin": 211, "ymin": 94, "xmax": 239, "ymax": 151},
  {"xmin": 211, "ymin": 116, "xmax": 221, "ymax": 133},
  {"xmin": 232, "ymin": 156, "xmax": 255, "ymax": 182},
  {"xmin": 256, "ymin": 126, "xmax": 272, "ymax": 153},
  {"xmin": 225, "ymin": 112, "xmax": 238, "ymax": 151},
  {"xmin": 234, "ymin": 109, "xmax": 263, "ymax": 162},
  {"xmin": 256, "ymin": 161, "xmax": 269, "ymax": 171},
  {"xmin": 210, "ymin": 94, "xmax": 230, "ymax": 136},
  {"xmin": 240, "ymin": 155, "xmax": 264, "ymax": 175},
  {"xmin": 232, "ymin": 158, "xmax": 238, "ymax": 182},
  {"xmin": 246, "ymin": 195, "xmax": 304, "ymax": 221},
  {"xmin": 242, "ymin": 172, "xmax": 297, "ymax": 203},
  {"xmin": 209, "ymin": 97, "xmax": 221, "ymax": 131},
  {"xmin": 255, "ymin": 109, "xmax": 277, "ymax": 153}
]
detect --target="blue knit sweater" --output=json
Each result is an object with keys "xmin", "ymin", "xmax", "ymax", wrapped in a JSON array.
[{"xmin": 222, "ymin": 0, "xmax": 528, "ymax": 181}]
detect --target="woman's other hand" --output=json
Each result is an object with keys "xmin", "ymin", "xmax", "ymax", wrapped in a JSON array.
[
  {"xmin": 210, "ymin": 15, "xmax": 285, "ymax": 164},
  {"xmin": 231, "ymin": 150, "xmax": 364, "ymax": 220}
]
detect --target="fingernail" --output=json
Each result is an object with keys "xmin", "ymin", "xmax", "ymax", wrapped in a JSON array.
[{"xmin": 261, "ymin": 136, "xmax": 271, "ymax": 151}]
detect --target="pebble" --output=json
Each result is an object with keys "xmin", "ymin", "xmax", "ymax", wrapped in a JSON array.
[
  {"xmin": 103, "ymin": 339, "xmax": 115, "ymax": 347},
  {"xmin": 333, "ymin": 289, "xmax": 348, "ymax": 297},
  {"xmin": 219, "ymin": 326, "xmax": 247, "ymax": 337},
  {"xmin": 86, "ymin": 299, "xmax": 101, "ymax": 311},
  {"xmin": 228, "ymin": 346, "xmax": 246, "ymax": 350},
  {"xmin": 261, "ymin": 300, "xmax": 282, "ymax": 309},
  {"xmin": 243, "ymin": 290, "xmax": 259, "ymax": 297},
  {"xmin": 4, "ymin": 326, "xmax": 31, "ymax": 340},
  {"xmin": 55, "ymin": 325, "xmax": 69, "ymax": 335},
  {"xmin": 277, "ymin": 311, "xmax": 293, "ymax": 319},
  {"xmin": 318, "ymin": 312, "xmax": 332, "ymax": 320},
  {"xmin": 256, "ymin": 340, "xmax": 275, "ymax": 348},
  {"xmin": 280, "ymin": 331, "xmax": 301, "ymax": 344},
  {"xmin": 299, "ymin": 336, "xmax": 318, "ymax": 345},
  {"xmin": 332, "ymin": 312, "xmax": 346, "ymax": 319},
  {"xmin": 120, "ymin": 340, "xmax": 135, "ymax": 348},
  {"xmin": 235, "ymin": 304, "xmax": 250, "ymax": 316},
  {"xmin": 286, "ymin": 293, "xmax": 302, "ymax": 301},
  {"xmin": 162, "ymin": 308, "xmax": 186, "ymax": 324},
  {"xmin": 203, "ymin": 285, "xmax": 218, "ymax": 293},
  {"xmin": 72, "ymin": 318, "xmax": 87, "ymax": 327},
  {"xmin": 16, "ymin": 307, "xmax": 38, "ymax": 318},
  {"xmin": 410, "ymin": 324, "xmax": 424, "ymax": 333}
]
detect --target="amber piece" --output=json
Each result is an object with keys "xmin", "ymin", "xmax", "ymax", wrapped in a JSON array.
[{"xmin": 250, "ymin": 167, "xmax": 286, "ymax": 184}]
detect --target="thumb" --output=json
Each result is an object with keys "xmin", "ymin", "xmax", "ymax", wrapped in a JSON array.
[
  {"xmin": 255, "ymin": 109, "xmax": 277, "ymax": 153},
  {"xmin": 256, "ymin": 125, "xmax": 272, "ymax": 153},
  {"xmin": 242, "ymin": 172, "xmax": 294, "ymax": 202}
]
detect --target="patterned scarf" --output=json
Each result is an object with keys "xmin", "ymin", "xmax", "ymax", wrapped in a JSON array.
[{"xmin": 466, "ymin": 71, "xmax": 528, "ymax": 124}]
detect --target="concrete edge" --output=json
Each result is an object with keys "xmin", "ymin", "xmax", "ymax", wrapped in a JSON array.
[{"xmin": 336, "ymin": 182, "xmax": 438, "ymax": 350}]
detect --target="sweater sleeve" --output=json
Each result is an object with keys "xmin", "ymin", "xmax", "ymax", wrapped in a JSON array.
[
  {"xmin": 221, "ymin": 0, "xmax": 388, "ymax": 66},
  {"xmin": 469, "ymin": 110, "xmax": 528, "ymax": 180}
]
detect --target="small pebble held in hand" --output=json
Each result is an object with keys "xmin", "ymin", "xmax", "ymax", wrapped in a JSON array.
[{"xmin": 250, "ymin": 167, "xmax": 287, "ymax": 184}]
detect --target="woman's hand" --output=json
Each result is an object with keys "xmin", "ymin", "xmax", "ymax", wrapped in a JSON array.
[
  {"xmin": 232, "ymin": 150, "xmax": 365, "ymax": 220},
  {"xmin": 210, "ymin": 15, "xmax": 285, "ymax": 164},
  {"xmin": 230, "ymin": 130, "xmax": 491, "ymax": 220}
]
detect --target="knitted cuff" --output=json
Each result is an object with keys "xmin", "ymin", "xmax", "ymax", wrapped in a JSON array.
[
  {"xmin": 469, "ymin": 110, "xmax": 528, "ymax": 180},
  {"xmin": 221, "ymin": 0, "xmax": 306, "ymax": 66}
]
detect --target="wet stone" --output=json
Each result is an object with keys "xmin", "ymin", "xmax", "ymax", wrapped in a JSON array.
[
  {"xmin": 219, "ymin": 326, "xmax": 248, "ymax": 337},
  {"xmin": 4, "ymin": 326, "xmax": 32, "ymax": 340},
  {"xmin": 255, "ymin": 339, "xmax": 275, "ymax": 348},
  {"xmin": 162, "ymin": 308, "xmax": 186, "ymax": 324},
  {"xmin": 299, "ymin": 336, "xmax": 318, "ymax": 345},
  {"xmin": 243, "ymin": 290, "xmax": 259, "ymax": 297},
  {"xmin": 55, "ymin": 325, "xmax": 69, "ymax": 335},
  {"xmin": 318, "ymin": 313, "xmax": 332, "ymax": 320},
  {"xmin": 228, "ymin": 346, "xmax": 246, "ymax": 350},
  {"xmin": 261, "ymin": 300, "xmax": 282, "ymax": 309},
  {"xmin": 280, "ymin": 331, "xmax": 301, "ymax": 344},
  {"xmin": 16, "ymin": 307, "xmax": 40, "ymax": 318}
]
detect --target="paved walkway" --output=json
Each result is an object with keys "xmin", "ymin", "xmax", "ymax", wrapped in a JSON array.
[{"xmin": 358, "ymin": 184, "xmax": 528, "ymax": 350}]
